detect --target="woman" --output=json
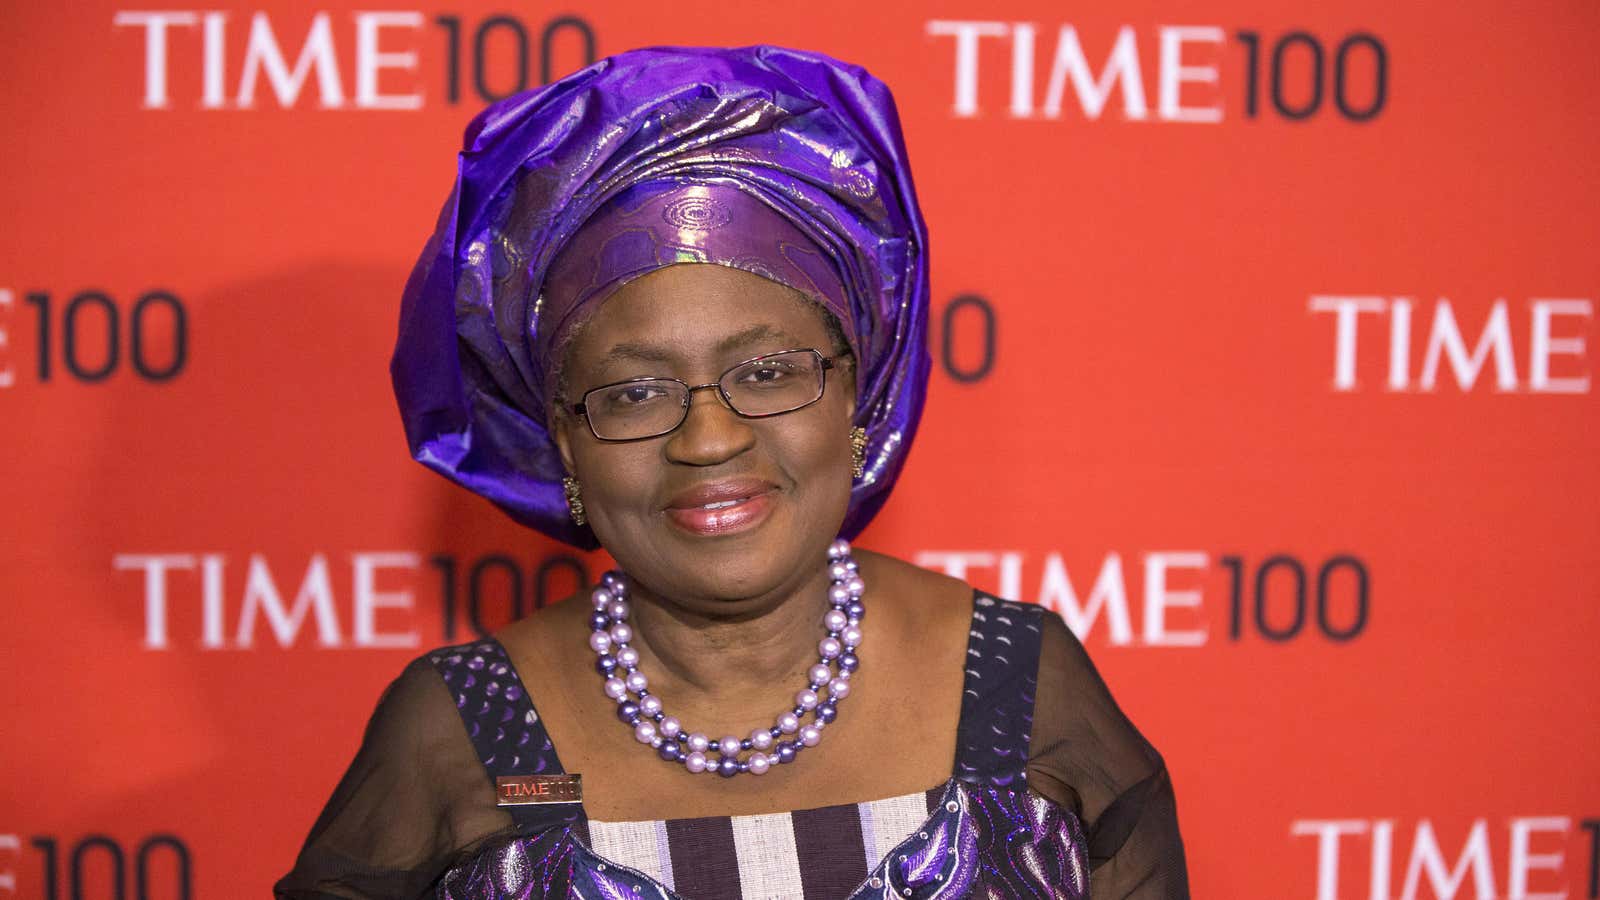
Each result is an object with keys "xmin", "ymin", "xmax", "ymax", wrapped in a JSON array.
[{"xmin": 277, "ymin": 45, "xmax": 1187, "ymax": 899}]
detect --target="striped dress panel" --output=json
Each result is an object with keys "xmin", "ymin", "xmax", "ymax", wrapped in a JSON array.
[{"xmin": 585, "ymin": 787, "xmax": 944, "ymax": 899}]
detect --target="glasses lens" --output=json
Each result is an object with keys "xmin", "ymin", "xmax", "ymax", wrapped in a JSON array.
[
  {"xmin": 723, "ymin": 350, "xmax": 825, "ymax": 416},
  {"xmin": 584, "ymin": 379, "xmax": 688, "ymax": 440}
]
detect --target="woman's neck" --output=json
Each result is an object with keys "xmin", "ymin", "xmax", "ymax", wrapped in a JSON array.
[{"xmin": 622, "ymin": 559, "xmax": 835, "ymax": 704}]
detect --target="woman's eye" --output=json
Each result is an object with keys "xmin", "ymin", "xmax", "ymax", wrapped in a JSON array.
[
  {"xmin": 608, "ymin": 384, "xmax": 667, "ymax": 406},
  {"xmin": 740, "ymin": 365, "xmax": 795, "ymax": 384}
]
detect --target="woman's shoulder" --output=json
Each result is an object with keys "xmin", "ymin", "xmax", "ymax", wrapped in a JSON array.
[
  {"xmin": 854, "ymin": 547, "xmax": 978, "ymax": 639},
  {"xmin": 487, "ymin": 585, "xmax": 592, "ymax": 701},
  {"xmin": 492, "ymin": 578, "xmax": 590, "ymax": 647},
  {"xmin": 860, "ymin": 547, "xmax": 1076, "ymax": 633},
  {"xmin": 392, "ymin": 629, "xmax": 561, "ymax": 742},
  {"xmin": 379, "ymin": 648, "xmax": 458, "ymax": 714},
  {"xmin": 370, "ymin": 646, "xmax": 489, "ymax": 741},
  {"xmin": 854, "ymin": 553, "xmax": 1116, "ymax": 729},
  {"xmin": 855, "ymin": 547, "xmax": 973, "ymax": 606}
]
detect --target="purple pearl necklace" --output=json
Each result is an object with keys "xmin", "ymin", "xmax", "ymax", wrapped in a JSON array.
[{"xmin": 588, "ymin": 538, "xmax": 864, "ymax": 778}]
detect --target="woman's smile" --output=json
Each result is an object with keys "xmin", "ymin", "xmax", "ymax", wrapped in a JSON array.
[{"xmin": 662, "ymin": 477, "xmax": 781, "ymax": 536}]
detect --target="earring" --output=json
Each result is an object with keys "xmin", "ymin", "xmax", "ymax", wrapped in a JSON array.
[
  {"xmin": 849, "ymin": 426, "xmax": 867, "ymax": 479},
  {"xmin": 563, "ymin": 475, "xmax": 587, "ymax": 526}
]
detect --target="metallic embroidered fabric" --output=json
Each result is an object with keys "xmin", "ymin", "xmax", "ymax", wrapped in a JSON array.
[{"xmin": 434, "ymin": 781, "xmax": 1087, "ymax": 899}]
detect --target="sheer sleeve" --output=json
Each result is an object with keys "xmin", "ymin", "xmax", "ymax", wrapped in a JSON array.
[
  {"xmin": 1026, "ymin": 611, "xmax": 1190, "ymax": 898},
  {"xmin": 274, "ymin": 656, "xmax": 515, "ymax": 899}
]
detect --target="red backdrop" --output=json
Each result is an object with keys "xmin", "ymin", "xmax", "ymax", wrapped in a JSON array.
[{"xmin": 2, "ymin": 2, "xmax": 1596, "ymax": 897}]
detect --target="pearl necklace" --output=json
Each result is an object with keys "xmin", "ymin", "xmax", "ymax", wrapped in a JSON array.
[{"xmin": 588, "ymin": 539, "xmax": 863, "ymax": 777}]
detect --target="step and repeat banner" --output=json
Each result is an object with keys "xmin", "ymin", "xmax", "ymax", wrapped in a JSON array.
[{"xmin": 2, "ymin": 1, "xmax": 1596, "ymax": 897}]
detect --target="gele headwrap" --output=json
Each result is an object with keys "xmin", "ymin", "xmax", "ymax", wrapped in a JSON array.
[
  {"xmin": 391, "ymin": 45, "xmax": 931, "ymax": 550},
  {"xmin": 537, "ymin": 178, "xmax": 853, "ymax": 381}
]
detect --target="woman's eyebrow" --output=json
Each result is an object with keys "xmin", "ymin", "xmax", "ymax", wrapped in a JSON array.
[
  {"xmin": 597, "ymin": 342, "xmax": 674, "ymax": 366},
  {"xmin": 598, "ymin": 325, "xmax": 807, "ymax": 368},
  {"xmin": 715, "ymin": 324, "xmax": 805, "ymax": 353}
]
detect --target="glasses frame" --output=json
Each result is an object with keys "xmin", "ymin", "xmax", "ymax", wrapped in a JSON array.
[{"xmin": 569, "ymin": 348, "xmax": 850, "ymax": 442}]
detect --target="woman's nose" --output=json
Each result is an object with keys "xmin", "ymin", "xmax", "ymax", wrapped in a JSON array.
[{"xmin": 665, "ymin": 387, "xmax": 755, "ymax": 465}]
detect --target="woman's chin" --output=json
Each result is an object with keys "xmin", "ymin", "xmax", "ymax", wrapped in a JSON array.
[{"xmin": 659, "ymin": 535, "xmax": 818, "ymax": 608}]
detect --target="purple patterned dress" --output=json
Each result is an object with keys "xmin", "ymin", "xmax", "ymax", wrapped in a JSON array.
[{"xmin": 427, "ymin": 594, "xmax": 1089, "ymax": 899}]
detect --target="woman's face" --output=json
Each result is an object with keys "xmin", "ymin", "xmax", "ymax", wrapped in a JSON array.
[{"xmin": 551, "ymin": 263, "xmax": 857, "ymax": 609}]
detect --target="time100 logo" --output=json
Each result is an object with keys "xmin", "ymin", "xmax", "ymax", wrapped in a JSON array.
[
  {"xmin": 3, "ymin": 833, "xmax": 192, "ymax": 899},
  {"xmin": 0, "ymin": 289, "xmax": 187, "ymax": 386}
]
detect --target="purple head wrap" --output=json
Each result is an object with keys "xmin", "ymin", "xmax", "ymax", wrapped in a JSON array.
[
  {"xmin": 392, "ymin": 45, "xmax": 931, "ymax": 550},
  {"xmin": 537, "ymin": 179, "xmax": 855, "ymax": 397}
]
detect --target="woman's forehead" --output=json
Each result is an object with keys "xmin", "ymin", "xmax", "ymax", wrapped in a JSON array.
[{"xmin": 569, "ymin": 264, "xmax": 836, "ymax": 357}]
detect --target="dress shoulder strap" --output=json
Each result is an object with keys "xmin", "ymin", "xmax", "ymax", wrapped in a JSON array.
[
  {"xmin": 427, "ymin": 639, "xmax": 588, "ymax": 834},
  {"xmin": 951, "ymin": 590, "xmax": 1045, "ymax": 788}
]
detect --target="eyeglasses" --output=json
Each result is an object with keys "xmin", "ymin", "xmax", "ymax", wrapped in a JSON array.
[{"xmin": 570, "ymin": 348, "xmax": 848, "ymax": 441}]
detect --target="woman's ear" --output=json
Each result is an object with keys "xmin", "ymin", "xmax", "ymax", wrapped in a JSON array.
[
  {"xmin": 843, "ymin": 356, "xmax": 859, "ymax": 423},
  {"xmin": 552, "ymin": 407, "xmax": 579, "ymax": 475}
]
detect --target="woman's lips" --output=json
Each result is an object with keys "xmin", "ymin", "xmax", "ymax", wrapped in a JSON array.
[{"xmin": 663, "ymin": 490, "xmax": 776, "ymax": 536}]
